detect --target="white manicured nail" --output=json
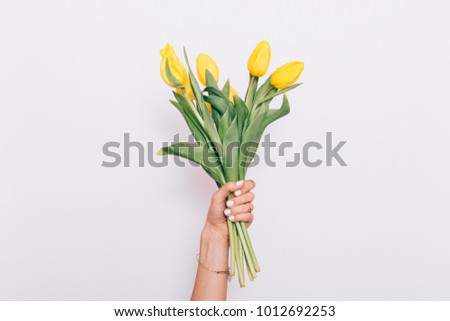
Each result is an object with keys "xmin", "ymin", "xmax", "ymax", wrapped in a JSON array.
[
  {"xmin": 224, "ymin": 209, "xmax": 231, "ymax": 216},
  {"xmin": 234, "ymin": 190, "xmax": 241, "ymax": 196},
  {"xmin": 229, "ymin": 215, "xmax": 235, "ymax": 221},
  {"xmin": 236, "ymin": 180, "xmax": 243, "ymax": 186},
  {"xmin": 226, "ymin": 200, "xmax": 234, "ymax": 207}
]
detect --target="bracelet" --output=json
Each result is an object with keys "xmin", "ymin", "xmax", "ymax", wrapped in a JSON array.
[{"xmin": 197, "ymin": 253, "xmax": 230, "ymax": 275}]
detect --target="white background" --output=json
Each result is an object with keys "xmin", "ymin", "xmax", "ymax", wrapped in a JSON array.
[{"xmin": 1, "ymin": 0, "xmax": 449, "ymax": 300}]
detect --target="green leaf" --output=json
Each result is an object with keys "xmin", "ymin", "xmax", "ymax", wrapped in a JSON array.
[
  {"xmin": 228, "ymin": 100, "xmax": 236, "ymax": 119},
  {"xmin": 183, "ymin": 48, "xmax": 222, "ymax": 155},
  {"xmin": 248, "ymin": 100, "xmax": 268, "ymax": 124},
  {"xmin": 204, "ymin": 86, "xmax": 230, "ymax": 101},
  {"xmin": 222, "ymin": 79, "xmax": 230, "ymax": 98},
  {"xmin": 253, "ymin": 77, "xmax": 272, "ymax": 103},
  {"xmin": 238, "ymin": 95, "xmax": 290, "ymax": 171},
  {"xmin": 262, "ymin": 93, "xmax": 291, "ymax": 129},
  {"xmin": 221, "ymin": 117, "xmax": 240, "ymax": 182},
  {"xmin": 157, "ymin": 142, "xmax": 225, "ymax": 184},
  {"xmin": 164, "ymin": 59, "xmax": 183, "ymax": 88},
  {"xmin": 172, "ymin": 92, "xmax": 208, "ymax": 145},
  {"xmin": 212, "ymin": 108, "xmax": 221, "ymax": 128},
  {"xmin": 218, "ymin": 107, "xmax": 234, "ymax": 140},
  {"xmin": 240, "ymin": 104, "xmax": 269, "ymax": 170},
  {"xmin": 169, "ymin": 99, "xmax": 182, "ymax": 113},
  {"xmin": 184, "ymin": 66, "xmax": 207, "ymax": 118},
  {"xmin": 258, "ymin": 83, "xmax": 302, "ymax": 105},
  {"xmin": 233, "ymin": 94, "xmax": 249, "ymax": 138},
  {"xmin": 203, "ymin": 95, "xmax": 228, "ymax": 115},
  {"xmin": 205, "ymin": 70, "xmax": 219, "ymax": 89}
]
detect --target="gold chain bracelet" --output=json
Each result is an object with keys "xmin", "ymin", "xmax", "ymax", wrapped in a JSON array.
[{"xmin": 196, "ymin": 253, "xmax": 230, "ymax": 275}]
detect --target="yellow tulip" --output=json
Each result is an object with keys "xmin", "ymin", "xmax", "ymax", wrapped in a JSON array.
[
  {"xmin": 229, "ymin": 86, "xmax": 237, "ymax": 104},
  {"xmin": 205, "ymin": 102, "xmax": 212, "ymax": 112},
  {"xmin": 270, "ymin": 61, "xmax": 304, "ymax": 89},
  {"xmin": 247, "ymin": 40, "xmax": 271, "ymax": 77},
  {"xmin": 160, "ymin": 44, "xmax": 188, "ymax": 87},
  {"xmin": 159, "ymin": 43, "xmax": 173, "ymax": 58},
  {"xmin": 196, "ymin": 54, "xmax": 219, "ymax": 86}
]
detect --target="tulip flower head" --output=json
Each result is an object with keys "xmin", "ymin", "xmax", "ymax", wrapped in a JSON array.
[
  {"xmin": 270, "ymin": 61, "xmax": 304, "ymax": 89},
  {"xmin": 196, "ymin": 54, "xmax": 219, "ymax": 86},
  {"xmin": 247, "ymin": 40, "xmax": 271, "ymax": 77},
  {"xmin": 160, "ymin": 44, "xmax": 188, "ymax": 87}
]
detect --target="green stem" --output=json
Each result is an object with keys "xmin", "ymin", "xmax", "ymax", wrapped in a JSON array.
[
  {"xmin": 239, "ymin": 237, "xmax": 246, "ymax": 285},
  {"xmin": 235, "ymin": 225, "xmax": 245, "ymax": 287},
  {"xmin": 244, "ymin": 247, "xmax": 255, "ymax": 281},
  {"xmin": 244, "ymin": 74, "xmax": 254, "ymax": 105},
  {"xmin": 244, "ymin": 75, "xmax": 259, "ymax": 107},
  {"xmin": 227, "ymin": 219, "xmax": 236, "ymax": 277},
  {"xmin": 239, "ymin": 221, "xmax": 260, "ymax": 272},
  {"xmin": 184, "ymin": 92, "xmax": 205, "ymax": 128},
  {"xmin": 235, "ymin": 222, "xmax": 256, "ymax": 278}
]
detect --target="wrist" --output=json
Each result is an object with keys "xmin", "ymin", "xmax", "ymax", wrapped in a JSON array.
[
  {"xmin": 202, "ymin": 222, "xmax": 229, "ymax": 245},
  {"xmin": 199, "ymin": 223, "xmax": 229, "ymax": 272}
]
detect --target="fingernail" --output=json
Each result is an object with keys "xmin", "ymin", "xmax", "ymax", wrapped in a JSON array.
[
  {"xmin": 236, "ymin": 180, "xmax": 243, "ymax": 186},
  {"xmin": 224, "ymin": 209, "xmax": 231, "ymax": 216},
  {"xmin": 229, "ymin": 215, "xmax": 235, "ymax": 221},
  {"xmin": 234, "ymin": 190, "xmax": 241, "ymax": 196},
  {"xmin": 226, "ymin": 200, "xmax": 234, "ymax": 207}
]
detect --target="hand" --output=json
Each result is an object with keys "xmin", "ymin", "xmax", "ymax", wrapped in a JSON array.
[
  {"xmin": 203, "ymin": 180, "xmax": 256, "ymax": 240},
  {"xmin": 193, "ymin": 180, "xmax": 256, "ymax": 301}
]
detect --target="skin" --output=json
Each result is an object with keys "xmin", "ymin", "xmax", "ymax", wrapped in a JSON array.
[{"xmin": 191, "ymin": 180, "xmax": 256, "ymax": 301}]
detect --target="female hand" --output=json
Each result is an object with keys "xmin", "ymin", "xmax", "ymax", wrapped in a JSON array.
[
  {"xmin": 203, "ymin": 180, "xmax": 256, "ymax": 240},
  {"xmin": 192, "ymin": 180, "xmax": 256, "ymax": 301}
]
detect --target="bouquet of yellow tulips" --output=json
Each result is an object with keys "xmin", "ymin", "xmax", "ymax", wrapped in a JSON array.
[{"xmin": 158, "ymin": 40, "xmax": 303, "ymax": 287}]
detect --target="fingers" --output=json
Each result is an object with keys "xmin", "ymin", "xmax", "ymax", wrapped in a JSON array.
[
  {"xmin": 221, "ymin": 181, "xmax": 255, "ymax": 227},
  {"xmin": 225, "ymin": 191, "xmax": 254, "ymax": 207},
  {"xmin": 211, "ymin": 180, "xmax": 244, "ymax": 203},
  {"xmin": 211, "ymin": 179, "xmax": 256, "ymax": 204},
  {"xmin": 232, "ymin": 179, "xmax": 256, "ymax": 197},
  {"xmin": 224, "ymin": 202, "xmax": 254, "ymax": 216},
  {"xmin": 229, "ymin": 212, "xmax": 254, "ymax": 227}
]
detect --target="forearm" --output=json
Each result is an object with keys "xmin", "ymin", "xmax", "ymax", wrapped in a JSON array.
[{"xmin": 191, "ymin": 225, "xmax": 229, "ymax": 301}]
